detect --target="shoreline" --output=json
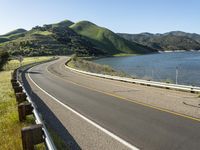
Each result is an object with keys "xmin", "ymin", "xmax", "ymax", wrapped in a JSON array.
[
  {"xmin": 158, "ymin": 49, "xmax": 200, "ymax": 53},
  {"xmin": 89, "ymin": 51, "xmax": 200, "ymax": 87}
]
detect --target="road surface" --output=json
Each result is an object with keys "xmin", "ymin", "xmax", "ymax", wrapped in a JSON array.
[{"xmin": 23, "ymin": 57, "xmax": 200, "ymax": 150}]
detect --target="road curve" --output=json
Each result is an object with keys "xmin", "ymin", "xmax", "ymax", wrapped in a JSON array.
[{"xmin": 24, "ymin": 57, "xmax": 200, "ymax": 150}]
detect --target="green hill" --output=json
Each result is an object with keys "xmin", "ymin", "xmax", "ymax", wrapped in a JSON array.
[
  {"xmin": 0, "ymin": 21, "xmax": 104, "ymax": 56},
  {"xmin": 2, "ymin": 28, "xmax": 27, "ymax": 37},
  {"xmin": 70, "ymin": 21, "xmax": 156, "ymax": 54},
  {"xmin": 0, "ymin": 37, "xmax": 10, "ymax": 43},
  {"xmin": 0, "ymin": 20, "xmax": 156, "ymax": 57},
  {"xmin": 51, "ymin": 20, "xmax": 74, "ymax": 28},
  {"xmin": 0, "ymin": 28, "xmax": 27, "ymax": 43}
]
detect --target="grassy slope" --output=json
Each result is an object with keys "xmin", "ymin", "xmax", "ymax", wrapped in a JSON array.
[
  {"xmin": 70, "ymin": 21, "xmax": 156, "ymax": 54},
  {"xmin": 67, "ymin": 56, "xmax": 129, "ymax": 77},
  {"xmin": 0, "ymin": 20, "xmax": 103, "ymax": 56},
  {"xmin": 0, "ymin": 56, "xmax": 65, "ymax": 150},
  {"xmin": 51, "ymin": 20, "xmax": 74, "ymax": 28},
  {"xmin": 2, "ymin": 28, "xmax": 27, "ymax": 37},
  {"xmin": 0, "ymin": 71, "xmax": 32, "ymax": 150}
]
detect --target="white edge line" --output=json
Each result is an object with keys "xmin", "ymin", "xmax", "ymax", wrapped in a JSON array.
[
  {"xmin": 27, "ymin": 67, "xmax": 139, "ymax": 150},
  {"xmin": 64, "ymin": 65, "xmax": 200, "ymax": 92}
]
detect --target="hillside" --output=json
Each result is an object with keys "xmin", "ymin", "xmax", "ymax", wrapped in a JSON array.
[
  {"xmin": 118, "ymin": 32, "xmax": 200, "ymax": 51},
  {"xmin": 51, "ymin": 19, "xmax": 74, "ymax": 28},
  {"xmin": 70, "ymin": 21, "xmax": 157, "ymax": 54},
  {"xmin": 0, "ymin": 28, "xmax": 27, "ymax": 43},
  {"xmin": 164, "ymin": 31, "xmax": 200, "ymax": 43},
  {"xmin": 0, "ymin": 20, "xmax": 156, "ymax": 57},
  {"xmin": 2, "ymin": 28, "xmax": 27, "ymax": 37},
  {"xmin": 0, "ymin": 21, "xmax": 104, "ymax": 56}
]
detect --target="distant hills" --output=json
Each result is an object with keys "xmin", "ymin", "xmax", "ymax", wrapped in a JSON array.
[
  {"xmin": 0, "ymin": 20, "xmax": 156, "ymax": 56},
  {"xmin": 0, "ymin": 19, "xmax": 200, "ymax": 57},
  {"xmin": 118, "ymin": 31, "xmax": 200, "ymax": 51}
]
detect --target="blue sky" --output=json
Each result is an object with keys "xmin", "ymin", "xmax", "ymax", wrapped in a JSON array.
[{"xmin": 0, "ymin": 0, "xmax": 199, "ymax": 34}]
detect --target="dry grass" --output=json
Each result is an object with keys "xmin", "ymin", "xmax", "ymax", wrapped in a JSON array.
[
  {"xmin": 0, "ymin": 57, "xmax": 53, "ymax": 149},
  {"xmin": 3, "ymin": 56, "xmax": 53, "ymax": 71},
  {"xmin": 68, "ymin": 57, "xmax": 129, "ymax": 77},
  {"xmin": 0, "ymin": 71, "xmax": 36, "ymax": 149}
]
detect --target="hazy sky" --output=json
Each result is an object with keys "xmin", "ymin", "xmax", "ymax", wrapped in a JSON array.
[{"xmin": 0, "ymin": 0, "xmax": 199, "ymax": 35}]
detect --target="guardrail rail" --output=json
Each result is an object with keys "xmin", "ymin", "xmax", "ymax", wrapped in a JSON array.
[
  {"xmin": 65, "ymin": 61, "xmax": 200, "ymax": 93},
  {"xmin": 11, "ymin": 64, "xmax": 56, "ymax": 150}
]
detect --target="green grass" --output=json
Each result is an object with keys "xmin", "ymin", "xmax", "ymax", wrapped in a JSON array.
[
  {"xmin": 32, "ymin": 31, "xmax": 52, "ymax": 36},
  {"xmin": 0, "ymin": 71, "xmax": 37, "ymax": 149},
  {"xmin": 70, "ymin": 21, "xmax": 155, "ymax": 54},
  {"xmin": 67, "ymin": 56, "xmax": 129, "ymax": 77},
  {"xmin": 0, "ymin": 56, "xmax": 54, "ymax": 150}
]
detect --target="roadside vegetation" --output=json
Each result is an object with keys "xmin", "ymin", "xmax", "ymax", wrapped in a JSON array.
[
  {"xmin": 0, "ymin": 56, "xmax": 67, "ymax": 150},
  {"xmin": 113, "ymin": 53, "xmax": 138, "ymax": 57},
  {"xmin": 3, "ymin": 56, "xmax": 52, "ymax": 71},
  {"xmin": 0, "ymin": 50, "xmax": 9, "ymax": 70},
  {"xmin": 67, "ymin": 55, "xmax": 129, "ymax": 77}
]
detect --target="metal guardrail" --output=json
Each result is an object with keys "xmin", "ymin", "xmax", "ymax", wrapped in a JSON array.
[
  {"xmin": 65, "ymin": 65, "xmax": 200, "ymax": 93},
  {"xmin": 19, "ymin": 82, "xmax": 56, "ymax": 150},
  {"xmin": 14, "ymin": 64, "xmax": 57, "ymax": 150}
]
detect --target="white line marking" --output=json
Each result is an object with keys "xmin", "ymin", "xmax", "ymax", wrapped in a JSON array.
[{"xmin": 27, "ymin": 66, "xmax": 139, "ymax": 150}]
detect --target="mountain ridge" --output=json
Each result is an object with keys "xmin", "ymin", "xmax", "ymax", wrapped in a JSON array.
[
  {"xmin": 118, "ymin": 31, "xmax": 200, "ymax": 51},
  {"xmin": 0, "ymin": 20, "xmax": 156, "ymax": 56}
]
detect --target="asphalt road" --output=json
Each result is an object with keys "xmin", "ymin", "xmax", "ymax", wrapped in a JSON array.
[{"xmin": 25, "ymin": 57, "xmax": 200, "ymax": 150}]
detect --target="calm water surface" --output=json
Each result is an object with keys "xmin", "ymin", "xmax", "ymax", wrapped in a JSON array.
[{"xmin": 94, "ymin": 52, "xmax": 200, "ymax": 86}]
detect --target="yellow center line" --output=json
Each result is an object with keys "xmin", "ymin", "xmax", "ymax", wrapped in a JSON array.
[{"xmin": 45, "ymin": 60, "xmax": 200, "ymax": 122}]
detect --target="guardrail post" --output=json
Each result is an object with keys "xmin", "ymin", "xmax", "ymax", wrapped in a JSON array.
[
  {"xmin": 18, "ymin": 102, "xmax": 33, "ymax": 122},
  {"xmin": 11, "ymin": 79, "xmax": 17, "ymax": 83},
  {"xmin": 11, "ymin": 71, "xmax": 17, "ymax": 80},
  {"xmin": 13, "ymin": 86, "xmax": 23, "ymax": 93},
  {"xmin": 12, "ymin": 82, "xmax": 19, "ymax": 88},
  {"xmin": 21, "ymin": 124, "xmax": 44, "ymax": 150},
  {"xmin": 16, "ymin": 92, "xmax": 27, "ymax": 103}
]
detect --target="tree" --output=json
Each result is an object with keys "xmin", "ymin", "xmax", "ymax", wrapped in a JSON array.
[{"xmin": 0, "ymin": 50, "xmax": 9, "ymax": 70}]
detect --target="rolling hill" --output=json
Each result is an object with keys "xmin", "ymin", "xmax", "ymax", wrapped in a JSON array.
[
  {"xmin": 2, "ymin": 28, "xmax": 27, "ymax": 37},
  {"xmin": 0, "ymin": 28, "xmax": 27, "ymax": 43},
  {"xmin": 0, "ymin": 21, "xmax": 105, "ymax": 56},
  {"xmin": 118, "ymin": 32, "xmax": 200, "ymax": 51},
  {"xmin": 0, "ymin": 20, "xmax": 156, "ymax": 56},
  {"xmin": 70, "ymin": 21, "xmax": 156, "ymax": 54}
]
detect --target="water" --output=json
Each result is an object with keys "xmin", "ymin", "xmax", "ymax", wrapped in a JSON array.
[{"xmin": 94, "ymin": 52, "xmax": 200, "ymax": 86}]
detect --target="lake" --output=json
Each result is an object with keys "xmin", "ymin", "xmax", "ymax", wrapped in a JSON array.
[{"xmin": 94, "ymin": 51, "xmax": 200, "ymax": 86}]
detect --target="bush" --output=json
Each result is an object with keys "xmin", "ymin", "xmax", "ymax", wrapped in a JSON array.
[{"xmin": 0, "ymin": 51, "xmax": 9, "ymax": 70}]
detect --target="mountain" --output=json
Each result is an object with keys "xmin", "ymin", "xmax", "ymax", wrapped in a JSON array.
[
  {"xmin": 51, "ymin": 19, "xmax": 74, "ymax": 28},
  {"xmin": 0, "ymin": 20, "xmax": 156, "ymax": 56},
  {"xmin": 118, "ymin": 32, "xmax": 200, "ymax": 51},
  {"xmin": 164, "ymin": 31, "xmax": 200, "ymax": 43},
  {"xmin": 0, "ymin": 28, "xmax": 27, "ymax": 43},
  {"xmin": 70, "ymin": 21, "xmax": 157, "ymax": 54},
  {"xmin": 2, "ymin": 28, "xmax": 27, "ymax": 37},
  {"xmin": 0, "ymin": 21, "xmax": 104, "ymax": 56}
]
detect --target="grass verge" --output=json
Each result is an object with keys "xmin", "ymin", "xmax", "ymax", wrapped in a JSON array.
[
  {"xmin": 113, "ymin": 53, "xmax": 138, "ymax": 57},
  {"xmin": 0, "ymin": 71, "xmax": 36, "ymax": 149},
  {"xmin": 3, "ymin": 56, "xmax": 53, "ymax": 71},
  {"xmin": 0, "ymin": 56, "xmax": 66, "ymax": 150}
]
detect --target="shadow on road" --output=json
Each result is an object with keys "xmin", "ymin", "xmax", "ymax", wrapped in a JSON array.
[
  {"xmin": 21, "ymin": 67, "xmax": 81, "ymax": 150},
  {"xmin": 25, "ymin": 71, "xmax": 42, "ymax": 74}
]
